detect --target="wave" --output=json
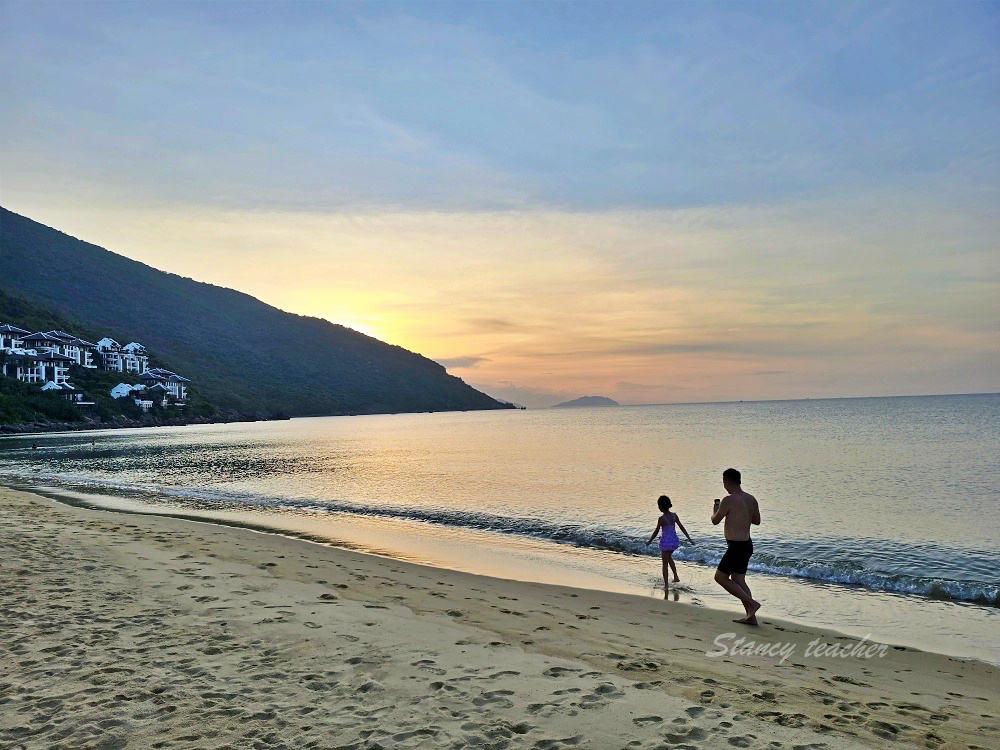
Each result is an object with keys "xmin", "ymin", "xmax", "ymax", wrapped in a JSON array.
[{"xmin": 3, "ymin": 467, "xmax": 998, "ymax": 607}]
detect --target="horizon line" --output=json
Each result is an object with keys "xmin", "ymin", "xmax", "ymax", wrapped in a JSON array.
[{"xmin": 545, "ymin": 391, "xmax": 1000, "ymax": 409}]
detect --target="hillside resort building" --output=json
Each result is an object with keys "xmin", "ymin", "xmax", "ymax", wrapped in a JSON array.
[{"xmin": 1, "ymin": 324, "xmax": 191, "ymax": 412}]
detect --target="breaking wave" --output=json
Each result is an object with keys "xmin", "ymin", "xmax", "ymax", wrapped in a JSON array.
[{"xmin": 3, "ymin": 466, "xmax": 997, "ymax": 608}]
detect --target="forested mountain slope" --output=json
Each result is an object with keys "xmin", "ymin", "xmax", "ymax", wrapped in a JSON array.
[{"xmin": 0, "ymin": 207, "xmax": 509, "ymax": 416}]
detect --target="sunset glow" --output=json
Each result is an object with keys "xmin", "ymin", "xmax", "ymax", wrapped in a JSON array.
[{"xmin": 2, "ymin": 1, "xmax": 997, "ymax": 406}]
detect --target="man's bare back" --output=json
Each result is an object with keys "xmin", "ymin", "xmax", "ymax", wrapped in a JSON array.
[{"xmin": 719, "ymin": 490, "xmax": 759, "ymax": 541}]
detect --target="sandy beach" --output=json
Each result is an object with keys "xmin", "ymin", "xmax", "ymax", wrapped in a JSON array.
[{"xmin": 1, "ymin": 487, "xmax": 996, "ymax": 750}]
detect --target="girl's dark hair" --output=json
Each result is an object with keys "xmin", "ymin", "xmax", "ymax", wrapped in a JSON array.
[{"xmin": 657, "ymin": 495, "xmax": 672, "ymax": 513}]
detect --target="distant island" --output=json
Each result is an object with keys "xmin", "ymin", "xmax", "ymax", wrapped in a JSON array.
[{"xmin": 552, "ymin": 396, "xmax": 620, "ymax": 408}]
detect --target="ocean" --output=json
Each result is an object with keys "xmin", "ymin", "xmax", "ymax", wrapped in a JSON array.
[{"xmin": 2, "ymin": 393, "xmax": 997, "ymax": 663}]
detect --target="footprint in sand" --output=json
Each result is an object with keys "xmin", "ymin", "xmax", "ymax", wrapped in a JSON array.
[
  {"xmin": 663, "ymin": 727, "xmax": 709, "ymax": 743},
  {"xmin": 632, "ymin": 715, "xmax": 662, "ymax": 726},
  {"xmin": 473, "ymin": 689, "xmax": 515, "ymax": 708},
  {"xmin": 616, "ymin": 660, "xmax": 660, "ymax": 673},
  {"xmin": 832, "ymin": 675, "xmax": 871, "ymax": 687},
  {"xmin": 756, "ymin": 710, "xmax": 807, "ymax": 728},
  {"xmin": 867, "ymin": 719, "xmax": 900, "ymax": 739},
  {"xmin": 413, "ymin": 660, "xmax": 447, "ymax": 675},
  {"xmin": 543, "ymin": 667, "xmax": 581, "ymax": 678}
]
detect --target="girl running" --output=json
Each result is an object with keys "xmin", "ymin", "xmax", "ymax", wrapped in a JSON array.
[{"xmin": 646, "ymin": 495, "xmax": 694, "ymax": 587}]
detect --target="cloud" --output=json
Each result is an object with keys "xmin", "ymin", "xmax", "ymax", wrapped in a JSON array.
[
  {"xmin": 463, "ymin": 318, "xmax": 529, "ymax": 334},
  {"xmin": 3, "ymin": 3, "xmax": 997, "ymax": 215},
  {"xmin": 7, "ymin": 188, "xmax": 996, "ymax": 405},
  {"xmin": 608, "ymin": 339, "xmax": 828, "ymax": 359},
  {"xmin": 435, "ymin": 356, "xmax": 489, "ymax": 370}
]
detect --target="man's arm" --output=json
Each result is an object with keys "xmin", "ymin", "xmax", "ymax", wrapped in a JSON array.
[
  {"xmin": 711, "ymin": 497, "xmax": 729, "ymax": 525},
  {"xmin": 750, "ymin": 498, "xmax": 761, "ymax": 526}
]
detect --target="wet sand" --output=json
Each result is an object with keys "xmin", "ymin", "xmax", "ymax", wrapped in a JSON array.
[{"xmin": 1, "ymin": 487, "xmax": 996, "ymax": 749}]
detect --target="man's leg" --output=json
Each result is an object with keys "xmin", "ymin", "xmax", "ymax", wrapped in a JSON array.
[
  {"xmin": 731, "ymin": 573, "xmax": 760, "ymax": 624},
  {"xmin": 714, "ymin": 569, "xmax": 751, "ymax": 602},
  {"xmin": 732, "ymin": 573, "xmax": 752, "ymax": 601},
  {"xmin": 714, "ymin": 569, "xmax": 760, "ymax": 624}
]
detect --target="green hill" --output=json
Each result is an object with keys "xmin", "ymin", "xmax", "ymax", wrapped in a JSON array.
[
  {"xmin": 0, "ymin": 206, "xmax": 510, "ymax": 416},
  {"xmin": 0, "ymin": 288, "xmax": 214, "ymax": 425}
]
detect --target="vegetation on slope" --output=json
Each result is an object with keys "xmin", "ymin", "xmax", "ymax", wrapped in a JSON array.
[
  {"xmin": 0, "ymin": 207, "xmax": 509, "ymax": 416},
  {"xmin": 0, "ymin": 289, "xmax": 217, "ymax": 425},
  {"xmin": 0, "ymin": 370, "xmax": 83, "ymax": 424}
]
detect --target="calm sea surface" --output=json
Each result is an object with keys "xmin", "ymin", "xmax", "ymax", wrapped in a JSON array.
[{"xmin": 2, "ymin": 394, "xmax": 998, "ymax": 662}]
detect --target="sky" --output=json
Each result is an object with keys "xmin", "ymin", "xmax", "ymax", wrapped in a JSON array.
[{"xmin": 1, "ymin": 1, "xmax": 997, "ymax": 407}]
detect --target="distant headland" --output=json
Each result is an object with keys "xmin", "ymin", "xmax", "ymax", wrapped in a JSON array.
[
  {"xmin": 0, "ymin": 206, "xmax": 512, "ymax": 422},
  {"xmin": 551, "ymin": 396, "xmax": 620, "ymax": 408}
]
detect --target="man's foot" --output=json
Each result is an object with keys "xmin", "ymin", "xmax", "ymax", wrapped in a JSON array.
[
  {"xmin": 672, "ymin": 577, "xmax": 680, "ymax": 583},
  {"xmin": 733, "ymin": 599, "xmax": 761, "ymax": 625}
]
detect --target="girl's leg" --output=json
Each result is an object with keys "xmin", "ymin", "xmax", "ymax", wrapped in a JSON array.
[
  {"xmin": 660, "ymin": 552, "xmax": 671, "ymax": 588},
  {"xmin": 666, "ymin": 551, "xmax": 680, "ymax": 582}
]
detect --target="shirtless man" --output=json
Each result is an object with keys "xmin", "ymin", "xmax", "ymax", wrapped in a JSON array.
[{"xmin": 711, "ymin": 468, "xmax": 762, "ymax": 625}]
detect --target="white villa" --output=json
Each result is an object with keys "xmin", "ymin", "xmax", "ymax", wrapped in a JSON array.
[
  {"xmin": 41, "ymin": 380, "xmax": 93, "ymax": 407},
  {"xmin": 140, "ymin": 368, "xmax": 190, "ymax": 402},
  {"xmin": 1, "ymin": 321, "xmax": 192, "ymax": 412},
  {"xmin": 106, "ymin": 367, "xmax": 189, "ymax": 412},
  {"xmin": 0, "ymin": 324, "xmax": 30, "ymax": 349},
  {"xmin": 1, "ymin": 349, "xmax": 74, "ymax": 385},
  {"xmin": 107, "ymin": 381, "xmax": 179, "ymax": 411},
  {"xmin": 109, "ymin": 382, "xmax": 140, "ymax": 399},
  {"xmin": 110, "ymin": 382, "xmax": 152, "ymax": 412},
  {"xmin": 97, "ymin": 338, "xmax": 150, "ymax": 373},
  {"xmin": 22, "ymin": 330, "xmax": 99, "ymax": 368}
]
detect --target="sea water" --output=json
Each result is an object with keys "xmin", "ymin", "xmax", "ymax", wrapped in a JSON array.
[{"xmin": 2, "ymin": 393, "xmax": 997, "ymax": 663}]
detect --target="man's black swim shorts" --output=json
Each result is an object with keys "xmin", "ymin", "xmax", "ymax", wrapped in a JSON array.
[{"xmin": 718, "ymin": 539, "xmax": 753, "ymax": 575}]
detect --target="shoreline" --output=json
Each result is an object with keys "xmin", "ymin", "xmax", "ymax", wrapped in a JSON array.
[
  {"xmin": 0, "ymin": 402, "xmax": 522, "ymax": 436},
  {"xmin": 0, "ymin": 412, "xmax": 291, "ymax": 437},
  {"xmin": 15, "ymin": 478, "xmax": 1000, "ymax": 664},
  {"xmin": 2, "ymin": 486, "xmax": 997, "ymax": 749},
  {"xmin": 9, "ymin": 478, "xmax": 1000, "ymax": 666}
]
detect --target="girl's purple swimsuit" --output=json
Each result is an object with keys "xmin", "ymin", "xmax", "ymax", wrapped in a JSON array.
[{"xmin": 659, "ymin": 513, "xmax": 680, "ymax": 551}]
